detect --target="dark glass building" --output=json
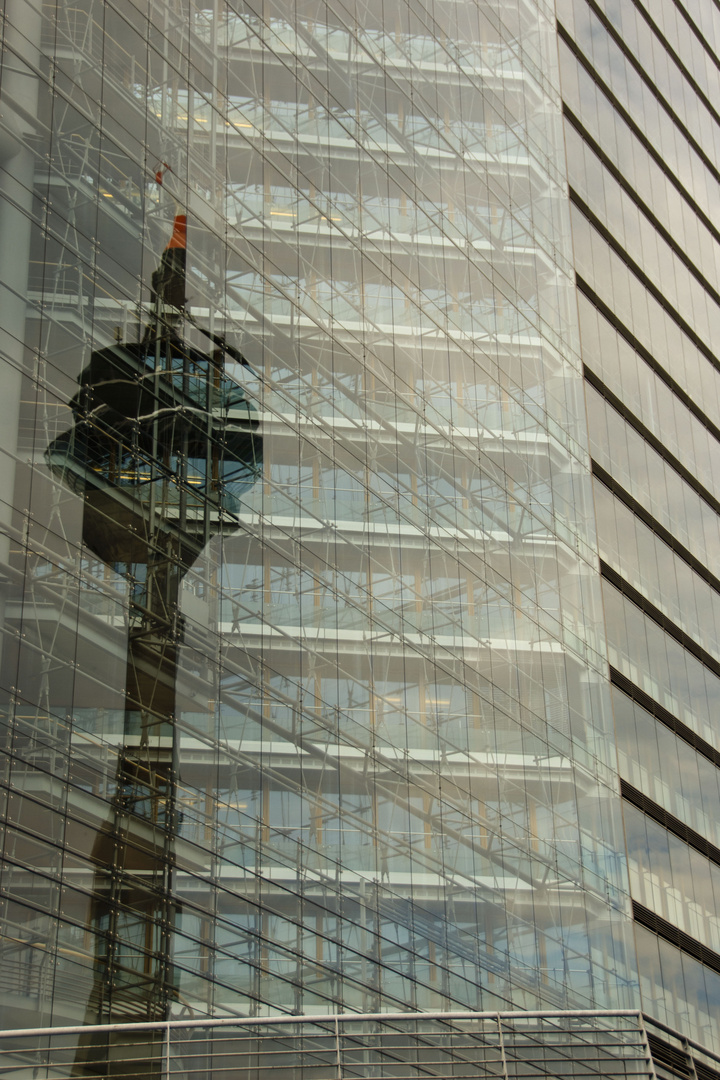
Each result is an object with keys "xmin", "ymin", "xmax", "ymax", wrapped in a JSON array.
[{"xmin": 0, "ymin": 0, "xmax": 717, "ymax": 1069}]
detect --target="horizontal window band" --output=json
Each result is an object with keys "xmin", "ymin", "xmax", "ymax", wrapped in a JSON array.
[
  {"xmin": 628, "ymin": 0, "xmax": 720, "ymax": 136},
  {"xmin": 586, "ymin": 370, "xmax": 720, "ymax": 520},
  {"xmin": 579, "ymin": 0, "xmax": 720, "ymax": 187},
  {"xmin": 621, "ymin": 779, "xmax": 720, "ymax": 868},
  {"xmin": 565, "ymin": 107, "xmax": 720, "ymax": 314},
  {"xmin": 591, "ymin": 467, "xmax": 720, "ymax": 596},
  {"xmin": 578, "ymin": 278, "xmax": 720, "ymax": 446},
  {"xmin": 667, "ymin": 0, "xmax": 720, "ymax": 79},
  {"xmin": 558, "ymin": 22, "xmax": 720, "ymax": 252},
  {"xmin": 558, "ymin": 20, "xmax": 720, "ymax": 251},
  {"xmin": 571, "ymin": 190, "xmax": 720, "ymax": 383},
  {"xmin": 633, "ymin": 900, "xmax": 720, "ymax": 977},
  {"xmin": 609, "ymin": 667, "xmax": 720, "ymax": 769},
  {"xmin": 600, "ymin": 560, "xmax": 720, "ymax": 677}
]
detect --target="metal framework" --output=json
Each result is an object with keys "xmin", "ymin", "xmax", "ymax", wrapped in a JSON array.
[
  {"xmin": 0, "ymin": 1010, "xmax": 719, "ymax": 1080},
  {"xmin": 0, "ymin": 0, "xmax": 638, "ymax": 1036}
]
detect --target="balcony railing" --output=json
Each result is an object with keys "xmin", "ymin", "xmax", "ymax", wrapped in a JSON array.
[{"xmin": 0, "ymin": 1009, "xmax": 718, "ymax": 1080}]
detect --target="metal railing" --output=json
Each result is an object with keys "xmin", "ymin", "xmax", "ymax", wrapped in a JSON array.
[{"xmin": 0, "ymin": 1009, "xmax": 719, "ymax": 1080}]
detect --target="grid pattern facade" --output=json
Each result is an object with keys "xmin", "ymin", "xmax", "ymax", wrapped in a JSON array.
[
  {"xmin": 0, "ymin": 0, "xmax": 640, "ymax": 1033},
  {"xmin": 558, "ymin": 0, "xmax": 720, "ymax": 1055}
]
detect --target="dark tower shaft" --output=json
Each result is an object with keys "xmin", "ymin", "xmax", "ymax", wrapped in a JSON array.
[{"xmin": 46, "ymin": 212, "xmax": 262, "ymax": 1024}]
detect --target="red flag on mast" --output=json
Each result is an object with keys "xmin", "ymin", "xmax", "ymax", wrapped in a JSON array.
[{"xmin": 151, "ymin": 213, "xmax": 187, "ymax": 309}]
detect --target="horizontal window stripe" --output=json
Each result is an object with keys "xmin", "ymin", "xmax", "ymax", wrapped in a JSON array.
[
  {"xmin": 621, "ymin": 780, "xmax": 720, "ymax": 868},
  {"xmin": 578, "ymin": 277, "xmax": 720, "ymax": 445},
  {"xmin": 609, "ymin": 667, "xmax": 720, "ymax": 768},
  {"xmin": 591, "ymin": 469, "xmax": 720, "ymax": 594},
  {"xmin": 633, "ymin": 900, "xmax": 720, "ymax": 977},
  {"xmin": 600, "ymin": 561, "xmax": 720, "ymax": 677}
]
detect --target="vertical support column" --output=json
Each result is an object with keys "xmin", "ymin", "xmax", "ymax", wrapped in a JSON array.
[
  {"xmin": 0, "ymin": 0, "xmax": 41, "ymax": 664},
  {"xmin": 637, "ymin": 1013, "xmax": 660, "ymax": 1080},
  {"xmin": 334, "ymin": 1016, "xmax": 342, "ymax": 1080},
  {"xmin": 496, "ymin": 1015, "xmax": 509, "ymax": 1080},
  {"xmin": 164, "ymin": 1021, "xmax": 171, "ymax": 1080}
]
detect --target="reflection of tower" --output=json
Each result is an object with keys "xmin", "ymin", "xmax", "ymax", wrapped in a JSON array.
[{"xmin": 45, "ymin": 211, "xmax": 262, "ymax": 1022}]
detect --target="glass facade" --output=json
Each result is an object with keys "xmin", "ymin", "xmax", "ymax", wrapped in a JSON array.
[
  {"xmin": 0, "ymin": 0, "xmax": 641, "ymax": 1032},
  {"xmin": 5, "ymin": 0, "xmax": 720, "ymax": 1062}
]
